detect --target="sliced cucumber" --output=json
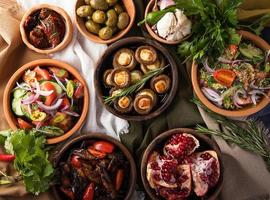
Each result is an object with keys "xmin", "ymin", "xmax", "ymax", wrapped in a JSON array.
[
  {"xmin": 40, "ymin": 81, "xmax": 63, "ymax": 95},
  {"xmin": 12, "ymin": 98, "xmax": 24, "ymax": 116},
  {"xmin": 21, "ymin": 104, "xmax": 32, "ymax": 119},
  {"xmin": 13, "ymin": 88, "xmax": 27, "ymax": 98}
]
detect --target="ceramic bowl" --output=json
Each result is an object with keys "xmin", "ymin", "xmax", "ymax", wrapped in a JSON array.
[
  {"xmin": 94, "ymin": 37, "xmax": 179, "ymax": 121},
  {"xmin": 75, "ymin": 0, "xmax": 135, "ymax": 44},
  {"xmin": 52, "ymin": 133, "xmax": 137, "ymax": 200},
  {"xmin": 3, "ymin": 59, "xmax": 89, "ymax": 144},
  {"xmin": 191, "ymin": 30, "xmax": 270, "ymax": 117},
  {"xmin": 20, "ymin": 4, "xmax": 73, "ymax": 54},
  {"xmin": 141, "ymin": 128, "xmax": 223, "ymax": 200}
]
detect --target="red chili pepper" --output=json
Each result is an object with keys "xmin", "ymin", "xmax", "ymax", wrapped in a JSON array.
[
  {"xmin": 60, "ymin": 187, "xmax": 74, "ymax": 200},
  {"xmin": 213, "ymin": 69, "xmax": 236, "ymax": 87},
  {"xmin": 73, "ymin": 79, "xmax": 84, "ymax": 99},
  {"xmin": 93, "ymin": 141, "xmax": 115, "ymax": 154},
  {"xmin": 114, "ymin": 169, "xmax": 124, "ymax": 191},
  {"xmin": 0, "ymin": 154, "xmax": 15, "ymax": 162},
  {"xmin": 70, "ymin": 155, "xmax": 81, "ymax": 168},
  {"xmin": 83, "ymin": 183, "xmax": 95, "ymax": 200},
  {"xmin": 87, "ymin": 147, "xmax": 106, "ymax": 159}
]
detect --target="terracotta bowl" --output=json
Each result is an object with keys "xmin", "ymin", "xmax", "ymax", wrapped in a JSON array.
[
  {"xmin": 75, "ymin": 0, "xmax": 135, "ymax": 44},
  {"xmin": 141, "ymin": 128, "xmax": 223, "ymax": 200},
  {"xmin": 144, "ymin": 0, "xmax": 190, "ymax": 45},
  {"xmin": 94, "ymin": 37, "xmax": 179, "ymax": 121},
  {"xmin": 20, "ymin": 4, "xmax": 73, "ymax": 54},
  {"xmin": 3, "ymin": 59, "xmax": 89, "ymax": 144},
  {"xmin": 52, "ymin": 133, "xmax": 137, "ymax": 200},
  {"xmin": 191, "ymin": 30, "xmax": 270, "ymax": 117}
]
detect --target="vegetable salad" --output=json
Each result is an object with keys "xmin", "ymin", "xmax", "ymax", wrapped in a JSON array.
[
  {"xmin": 199, "ymin": 42, "xmax": 270, "ymax": 110},
  {"xmin": 12, "ymin": 66, "xmax": 84, "ymax": 137}
]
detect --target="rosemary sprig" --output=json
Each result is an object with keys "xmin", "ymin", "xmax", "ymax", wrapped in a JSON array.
[
  {"xmin": 192, "ymin": 98, "xmax": 270, "ymax": 171},
  {"xmin": 103, "ymin": 65, "xmax": 170, "ymax": 105}
]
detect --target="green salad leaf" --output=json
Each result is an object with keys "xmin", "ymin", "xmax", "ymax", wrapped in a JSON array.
[{"xmin": 0, "ymin": 129, "xmax": 54, "ymax": 195}]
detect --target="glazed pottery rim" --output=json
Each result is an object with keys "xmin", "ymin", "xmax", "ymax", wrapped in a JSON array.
[
  {"xmin": 140, "ymin": 128, "xmax": 224, "ymax": 200},
  {"xmin": 94, "ymin": 36, "xmax": 179, "ymax": 121},
  {"xmin": 52, "ymin": 133, "xmax": 137, "ymax": 200},
  {"xmin": 74, "ymin": 0, "xmax": 136, "ymax": 44},
  {"xmin": 20, "ymin": 4, "xmax": 73, "ymax": 54},
  {"xmin": 191, "ymin": 30, "xmax": 270, "ymax": 117},
  {"xmin": 3, "ymin": 59, "xmax": 89, "ymax": 144}
]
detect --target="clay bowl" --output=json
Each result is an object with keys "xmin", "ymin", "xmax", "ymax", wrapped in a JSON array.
[
  {"xmin": 75, "ymin": 0, "xmax": 135, "ymax": 44},
  {"xmin": 191, "ymin": 30, "xmax": 270, "ymax": 117},
  {"xmin": 94, "ymin": 37, "xmax": 179, "ymax": 121},
  {"xmin": 20, "ymin": 4, "xmax": 73, "ymax": 54},
  {"xmin": 3, "ymin": 59, "xmax": 89, "ymax": 144},
  {"xmin": 144, "ymin": 0, "xmax": 190, "ymax": 45},
  {"xmin": 52, "ymin": 133, "xmax": 137, "ymax": 200},
  {"xmin": 141, "ymin": 128, "xmax": 223, "ymax": 200}
]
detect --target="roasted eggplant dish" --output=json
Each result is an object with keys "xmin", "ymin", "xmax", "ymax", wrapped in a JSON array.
[
  {"xmin": 101, "ymin": 45, "xmax": 172, "ymax": 115},
  {"xmin": 56, "ymin": 140, "xmax": 130, "ymax": 200},
  {"xmin": 23, "ymin": 8, "xmax": 66, "ymax": 49}
]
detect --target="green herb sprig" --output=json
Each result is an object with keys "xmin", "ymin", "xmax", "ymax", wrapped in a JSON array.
[
  {"xmin": 192, "ymin": 98, "xmax": 270, "ymax": 171},
  {"xmin": 103, "ymin": 65, "xmax": 169, "ymax": 105}
]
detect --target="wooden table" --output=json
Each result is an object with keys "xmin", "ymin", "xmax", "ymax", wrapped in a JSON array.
[{"xmin": 0, "ymin": 0, "xmax": 17, "ymax": 8}]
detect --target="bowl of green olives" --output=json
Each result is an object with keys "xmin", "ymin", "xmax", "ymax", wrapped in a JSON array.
[{"xmin": 75, "ymin": 0, "xmax": 135, "ymax": 44}]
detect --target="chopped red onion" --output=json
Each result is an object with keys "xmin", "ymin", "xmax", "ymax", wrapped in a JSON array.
[
  {"xmin": 21, "ymin": 93, "xmax": 39, "ymax": 105},
  {"xmin": 53, "ymin": 73, "xmax": 67, "ymax": 92},
  {"xmin": 265, "ymin": 50, "xmax": 270, "ymax": 63},
  {"xmin": 27, "ymin": 104, "xmax": 32, "ymax": 115},
  {"xmin": 248, "ymin": 90, "xmax": 269, "ymax": 98},
  {"xmin": 15, "ymin": 82, "xmax": 32, "ymax": 91},
  {"xmin": 232, "ymin": 90, "xmax": 246, "ymax": 108},
  {"xmin": 203, "ymin": 58, "xmax": 215, "ymax": 73},
  {"xmin": 250, "ymin": 80, "xmax": 270, "ymax": 90},
  {"xmin": 60, "ymin": 105, "xmax": 70, "ymax": 111},
  {"xmin": 37, "ymin": 99, "xmax": 63, "ymax": 111},
  {"xmin": 201, "ymin": 87, "xmax": 223, "ymax": 106},
  {"xmin": 63, "ymin": 110, "xmax": 80, "ymax": 117},
  {"xmin": 218, "ymin": 57, "xmax": 245, "ymax": 65},
  {"xmin": 34, "ymin": 89, "xmax": 54, "ymax": 96}
]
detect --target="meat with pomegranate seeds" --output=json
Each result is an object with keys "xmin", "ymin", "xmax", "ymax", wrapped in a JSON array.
[
  {"xmin": 146, "ymin": 132, "xmax": 220, "ymax": 199},
  {"xmin": 24, "ymin": 8, "xmax": 66, "ymax": 49},
  {"xmin": 56, "ymin": 140, "xmax": 130, "ymax": 200}
]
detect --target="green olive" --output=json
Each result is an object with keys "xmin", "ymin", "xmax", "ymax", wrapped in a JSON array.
[
  {"xmin": 105, "ymin": 9, "xmax": 118, "ymax": 27},
  {"xmin": 92, "ymin": 10, "xmax": 106, "ymax": 24},
  {"xmin": 76, "ymin": 5, "xmax": 94, "ymax": 17},
  {"xmin": 114, "ymin": 4, "xmax": 124, "ymax": 14},
  {"xmin": 106, "ymin": 0, "xmax": 118, "ymax": 6},
  {"xmin": 99, "ymin": 26, "xmax": 113, "ymax": 40},
  {"xmin": 85, "ymin": 0, "xmax": 90, "ymax": 4},
  {"xmin": 117, "ymin": 12, "xmax": 129, "ymax": 30},
  {"xmin": 85, "ymin": 20, "xmax": 101, "ymax": 35},
  {"xmin": 90, "ymin": 0, "xmax": 109, "ymax": 10}
]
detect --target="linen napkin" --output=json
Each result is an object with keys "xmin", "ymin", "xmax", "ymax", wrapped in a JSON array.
[{"xmin": 17, "ymin": 0, "xmax": 129, "ymax": 139}]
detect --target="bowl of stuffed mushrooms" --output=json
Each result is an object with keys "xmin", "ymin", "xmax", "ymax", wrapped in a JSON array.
[
  {"xmin": 20, "ymin": 4, "xmax": 73, "ymax": 54},
  {"xmin": 94, "ymin": 37, "xmax": 178, "ymax": 121},
  {"xmin": 75, "ymin": 0, "xmax": 135, "ymax": 44}
]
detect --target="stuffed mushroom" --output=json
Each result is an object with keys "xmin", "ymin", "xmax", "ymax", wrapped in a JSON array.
[
  {"xmin": 141, "ymin": 55, "xmax": 165, "ymax": 74},
  {"xmin": 150, "ymin": 74, "xmax": 171, "ymax": 94},
  {"xmin": 103, "ymin": 69, "xmax": 114, "ymax": 87},
  {"xmin": 113, "ymin": 48, "xmax": 137, "ymax": 70},
  {"xmin": 114, "ymin": 95, "xmax": 133, "ymax": 113},
  {"xmin": 111, "ymin": 68, "xmax": 131, "ymax": 88},
  {"xmin": 135, "ymin": 46, "xmax": 157, "ymax": 65},
  {"xmin": 130, "ymin": 70, "xmax": 143, "ymax": 84},
  {"xmin": 134, "ymin": 89, "xmax": 157, "ymax": 114}
]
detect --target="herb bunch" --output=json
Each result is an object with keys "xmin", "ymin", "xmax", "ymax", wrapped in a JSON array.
[
  {"xmin": 193, "ymin": 99, "xmax": 270, "ymax": 171},
  {"xmin": 176, "ymin": 0, "xmax": 242, "ymax": 63},
  {"xmin": 103, "ymin": 65, "xmax": 169, "ymax": 105}
]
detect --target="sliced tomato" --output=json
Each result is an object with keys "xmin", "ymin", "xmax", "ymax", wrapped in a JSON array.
[
  {"xmin": 33, "ymin": 66, "xmax": 51, "ymax": 81},
  {"xmin": 229, "ymin": 44, "xmax": 238, "ymax": 56},
  {"xmin": 40, "ymin": 82, "xmax": 57, "ymax": 106},
  {"xmin": 59, "ymin": 97, "xmax": 71, "ymax": 110},
  {"xmin": 74, "ymin": 79, "xmax": 84, "ymax": 99},
  {"xmin": 82, "ymin": 183, "xmax": 95, "ymax": 200},
  {"xmin": 87, "ymin": 147, "xmax": 106, "ymax": 159},
  {"xmin": 48, "ymin": 67, "xmax": 69, "ymax": 79},
  {"xmin": 70, "ymin": 155, "xmax": 81, "ymax": 168},
  {"xmin": 213, "ymin": 69, "xmax": 236, "ymax": 87},
  {"xmin": 114, "ymin": 169, "xmax": 124, "ymax": 191},
  {"xmin": 17, "ymin": 118, "xmax": 33, "ymax": 129},
  {"xmin": 93, "ymin": 141, "xmax": 115, "ymax": 153}
]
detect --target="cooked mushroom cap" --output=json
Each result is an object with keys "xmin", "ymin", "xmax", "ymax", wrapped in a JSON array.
[
  {"xmin": 109, "ymin": 87, "xmax": 123, "ymax": 98},
  {"xmin": 141, "ymin": 55, "xmax": 165, "ymax": 74},
  {"xmin": 114, "ymin": 96, "xmax": 133, "ymax": 113},
  {"xmin": 130, "ymin": 70, "xmax": 143, "ymax": 84},
  {"xmin": 150, "ymin": 74, "xmax": 171, "ymax": 94},
  {"xmin": 136, "ymin": 89, "xmax": 157, "ymax": 105},
  {"xmin": 103, "ymin": 69, "xmax": 114, "ymax": 87},
  {"xmin": 134, "ymin": 95, "xmax": 154, "ymax": 115},
  {"xmin": 113, "ymin": 48, "xmax": 137, "ymax": 70},
  {"xmin": 135, "ymin": 46, "xmax": 157, "ymax": 65},
  {"xmin": 111, "ymin": 68, "xmax": 131, "ymax": 88}
]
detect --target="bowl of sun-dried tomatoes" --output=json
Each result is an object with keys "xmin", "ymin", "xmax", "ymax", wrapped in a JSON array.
[
  {"xmin": 141, "ymin": 128, "xmax": 223, "ymax": 200},
  {"xmin": 20, "ymin": 4, "xmax": 73, "ymax": 54}
]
